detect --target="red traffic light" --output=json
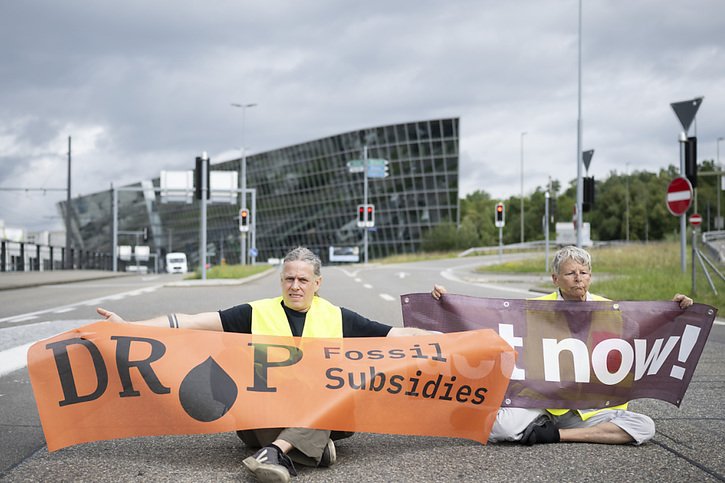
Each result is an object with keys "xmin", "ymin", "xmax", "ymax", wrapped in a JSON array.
[
  {"xmin": 495, "ymin": 203, "xmax": 505, "ymax": 227},
  {"xmin": 239, "ymin": 209, "xmax": 250, "ymax": 232}
]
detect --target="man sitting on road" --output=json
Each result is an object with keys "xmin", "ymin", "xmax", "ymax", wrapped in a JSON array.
[
  {"xmin": 431, "ymin": 245, "xmax": 693, "ymax": 446},
  {"xmin": 98, "ymin": 246, "xmax": 428, "ymax": 483}
]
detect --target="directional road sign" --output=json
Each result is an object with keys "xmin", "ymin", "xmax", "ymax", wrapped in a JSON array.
[
  {"xmin": 666, "ymin": 176, "xmax": 693, "ymax": 216},
  {"xmin": 348, "ymin": 159, "xmax": 389, "ymax": 176}
]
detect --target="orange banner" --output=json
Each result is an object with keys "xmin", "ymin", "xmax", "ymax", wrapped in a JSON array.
[{"xmin": 27, "ymin": 322, "xmax": 515, "ymax": 451}]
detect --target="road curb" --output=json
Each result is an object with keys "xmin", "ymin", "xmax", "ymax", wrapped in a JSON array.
[
  {"xmin": 162, "ymin": 266, "xmax": 277, "ymax": 287},
  {"xmin": 0, "ymin": 272, "xmax": 134, "ymax": 291}
]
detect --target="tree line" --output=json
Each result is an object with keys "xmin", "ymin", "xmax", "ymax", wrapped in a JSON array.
[{"xmin": 422, "ymin": 161, "xmax": 722, "ymax": 251}]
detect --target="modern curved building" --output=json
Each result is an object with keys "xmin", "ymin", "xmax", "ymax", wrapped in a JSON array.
[{"xmin": 62, "ymin": 118, "xmax": 460, "ymax": 269}]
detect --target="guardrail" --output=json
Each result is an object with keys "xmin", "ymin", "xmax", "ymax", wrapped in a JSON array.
[
  {"xmin": 0, "ymin": 239, "xmax": 113, "ymax": 272},
  {"xmin": 702, "ymin": 230, "xmax": 725, "ymax": 264}
]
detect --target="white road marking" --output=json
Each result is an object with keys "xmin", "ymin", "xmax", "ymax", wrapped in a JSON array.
[
  {"xmin": 53, "ymin": 307, "xmax": 76, "ymax": 314},
  {"xmin": 379, "ymin": 293, "xmax": 395, "ymax": 301},
  {"xmin": 0, "ymin": 319, "xmax": 95, "ymax": 376},
  {"xmin": 0, "ymin": 342, "xmax": 34, "ymax": 377},
  {"xmin": 7, "ymin": 315, "xmax": 38, "ymax": 322},
  {"xmin": 440, "ymin": 268, "xmax": 536, "ymax": 296},
  {"xmin": 338, "ymin": 268, "xmax": 359, "ymax": 277},
  {"xmin": 363, "ymin": 284, "xmax": 373, "ymax": 289},
  {"xmin": 0, "ymin": 285, "xmax": 162, "ymax": 325}
]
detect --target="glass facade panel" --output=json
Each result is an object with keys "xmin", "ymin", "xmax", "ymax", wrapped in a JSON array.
[{"xmin": 62, "ymin": 118, "xmax": 459, "ymax": 265}]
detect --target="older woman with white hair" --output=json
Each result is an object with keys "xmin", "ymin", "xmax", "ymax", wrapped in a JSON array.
[{"xmin": 432, "ymin": 245, "xmax": 693, "ymax": 446}]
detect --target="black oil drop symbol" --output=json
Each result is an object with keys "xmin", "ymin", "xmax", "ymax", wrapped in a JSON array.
[{"xmin": 179, "ymin": 357, "xmax": 238, "ymax": 422}]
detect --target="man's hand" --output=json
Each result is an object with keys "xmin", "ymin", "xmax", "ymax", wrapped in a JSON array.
[
  {"xmin": 431, "ymin": 284, "xmax": 448, "ymax": 300},
  {"xmin": 672, "ymin": 293, "xmax": 694, "ymax": 309},
  {"xmin": 96, "ymin": 307, "xmax": 126, "ymax": 322}
]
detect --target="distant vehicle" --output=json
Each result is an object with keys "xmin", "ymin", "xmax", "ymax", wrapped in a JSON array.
[
  {"xmin": 329, "ymin": 246, "xmax": 360, "ymax": 263},
  {"xmin": 555, "ymin": 222, "xmax": 593, "ymax": 247},
  {"xmin": 165, "ymin": 252, "xmax": 188, "ymax": 274}
]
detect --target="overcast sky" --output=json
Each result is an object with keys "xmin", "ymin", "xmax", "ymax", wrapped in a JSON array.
[{"xmin": 1, "ymin": 0, "xmax": 724, "ymax": 232}]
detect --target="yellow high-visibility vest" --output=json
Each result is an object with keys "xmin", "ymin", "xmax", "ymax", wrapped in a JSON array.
[
  {"xmin": 534, "ymin": 291, "xmax": 628, "ymax": 420},
  {"xmin": 249, "ymin": 296, "xmax": 343, "ymax": 338}
]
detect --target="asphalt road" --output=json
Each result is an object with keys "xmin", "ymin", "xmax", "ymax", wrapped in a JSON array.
[{"xmin": 0, "ymin": 258, "xmax": 723, "ymax": 482}]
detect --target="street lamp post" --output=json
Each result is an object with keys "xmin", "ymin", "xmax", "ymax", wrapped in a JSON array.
[
  {"xmin": 231, "ymin": 102, "xmax": 257, "ymax": 265},
  {"xmin": 718, "ymin": 137, "xmax": 723, "ymax": 230},
  {"xmin": 65, "ymin": 136, "xmax": 72, "ymax": 269},
  {"xmin": 575, "ymin": 0, "xmax": 584, "ymax": 248},
  {"xmin": 520, "ymin": 131, "xmax": 526, "ymax": 244},
  {"xmin": 625, "ymin": 162, "xmax": 630, "ymax": 242}
]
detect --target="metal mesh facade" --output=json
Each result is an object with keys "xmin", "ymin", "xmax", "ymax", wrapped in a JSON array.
[{"xmin": 63, "ymin": 118, "xmax": 459, "ymax": 267}]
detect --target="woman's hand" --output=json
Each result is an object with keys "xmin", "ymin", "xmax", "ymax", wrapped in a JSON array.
[
  {"xmin": 431, "ymin": 284, "xmax": 448, "ymax": 300},
  {"xmin": 672, "ymin": 294, "xmax": 694, "ymax": 309}
]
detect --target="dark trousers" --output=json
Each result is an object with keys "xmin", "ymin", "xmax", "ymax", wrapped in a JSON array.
[{"xmin": 237, "ymin": 428, "xmax": 354, "ymax": 467}]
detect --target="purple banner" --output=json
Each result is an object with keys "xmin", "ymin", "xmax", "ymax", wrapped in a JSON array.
[{"xmin": 401, "ymin": 293, "xmax": 717, "ymax": 409}]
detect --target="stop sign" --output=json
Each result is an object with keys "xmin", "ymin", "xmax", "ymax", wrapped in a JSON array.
[
  {"xmin": 666, "ymin": 177, "xmax": 693, "ymax": 216},
  {"xmin": 689, "ymin": 213, "xmax": 702, "ymax": 226}
]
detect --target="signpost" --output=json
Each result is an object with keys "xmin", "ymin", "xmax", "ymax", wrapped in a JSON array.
[
  {"xmin": 666, "ymin": 176, "xmax": 693, "ymax": 216},
  {"xmin": 349, "ymin": 152, "xmax": 388, "ymax": 264},
  {"xmin": 671, "ymin": 97, "xmax": 703, "ymax": 273}
]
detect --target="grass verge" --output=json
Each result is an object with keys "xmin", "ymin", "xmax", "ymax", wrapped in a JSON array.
[
  {"xmin": 479, "ymin": 242, "xmax": 722, "ymax": 308},
  {"xmin": 187, "ymin": 264, "xmax": 272, "ymax": 280}
]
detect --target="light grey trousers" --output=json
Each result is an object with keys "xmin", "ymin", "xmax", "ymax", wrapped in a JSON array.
[{"xmin": 488, "ymin": 407, "xmax": 655, "ymax": 445}]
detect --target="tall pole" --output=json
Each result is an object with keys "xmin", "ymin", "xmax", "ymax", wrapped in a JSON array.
[
  {"xmin": 231, "ymin": 102, "xmax": 257, "ymax": 265},
  {"xmin": 575, "ymin": 0, "xmax": 584, "ymax": 248},
  {"xmin": 241, "ymin": 146, "xmax": 247, "ymax": 265},
  {"xmin": 363, "ymin": 145, "xmax": 369, "ymax": 264},
  {"xmin": 625, "ymin": 162, "xmax": 630, "ymax": 242},
  {"xmin": 545, "ymin": 190, "xmax": 550, "ymax": 272},
  {"xmin": 679, "ymin": 132, "xmax": 687, "ymax": 272},
  {"xmin": 112, "ymin": 184, "xmax": 117, "ymax": 272},
  {"xmin": 715, "ymin": 137, "xmax": 722, "ymax": 228},
  {"xmin": 200, "ymin": 151, "xmax": 208, "ymax": 280},
  {"xmin": 65, "ymin": 136, "xmax": 72, "ymax": 269},
  {"xmin": 520, "ymin": 131, "xmax": 526, "ymax": 244}
]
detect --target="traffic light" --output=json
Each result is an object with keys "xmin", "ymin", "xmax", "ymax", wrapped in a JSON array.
[
  {"xmin": 583, "ymin": 176, "xmax": 595, "ymax": 212},
  {"xmin": 356, "ymin": 204, "xmax": 375, "ymax": 227},
  {"xmin": 495, "ymin": 202, "xmax": 505, "ymax": 227},
  {"xmin": 194, "ymin": 155, "xmax": 210, "ymax": 200},
  {"xmin": 142, "ymin": 226, "xmax": 149, "ymax": 242},
  {"xmin": 685, "ymin": 136, "xmax": 697, "ymax": 188},
  {"xmin": 239, "ymin": 209, "xmax": 250, "ymax": 232}
]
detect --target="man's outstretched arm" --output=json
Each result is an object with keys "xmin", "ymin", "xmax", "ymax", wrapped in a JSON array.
[
  {"xmin": 387, "ymin": 327, "xmax": 432, "ymax": 337},
  {"xmin": 96, "ymin": 307, "xmax": 223, "ymax": 331}
]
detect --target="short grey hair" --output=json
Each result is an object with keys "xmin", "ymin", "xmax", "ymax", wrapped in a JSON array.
[
  {"xmin": 551, "ymin": 245, "xmax": 592, "ymax": 275},
  {"xmin": 283, "ymin": 246, "xmax": 322, "ymax": 278}
]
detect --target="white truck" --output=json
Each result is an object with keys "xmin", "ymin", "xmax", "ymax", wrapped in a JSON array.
[{"xmin": 165, "ymin": 252, "xmax": 188, "ymax": 274}]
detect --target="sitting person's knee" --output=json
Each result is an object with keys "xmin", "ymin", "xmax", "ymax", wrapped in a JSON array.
[{"xmin": 638, "ymin": 414, "xmax": 656, "ymax": 444}]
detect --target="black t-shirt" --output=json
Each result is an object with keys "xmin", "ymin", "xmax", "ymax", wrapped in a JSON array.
[{"xmin": 218, "ymin": 300, "xmax": 392, "ymax": 337}]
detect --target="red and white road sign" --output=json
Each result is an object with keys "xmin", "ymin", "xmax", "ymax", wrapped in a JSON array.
[
  {"xmin": 666, "ymin": 177, "xmax": 693, "ymax": 216},
  {"xmin": 689, "ymin": 213, "xmax": 702, "ymax": 226}
]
